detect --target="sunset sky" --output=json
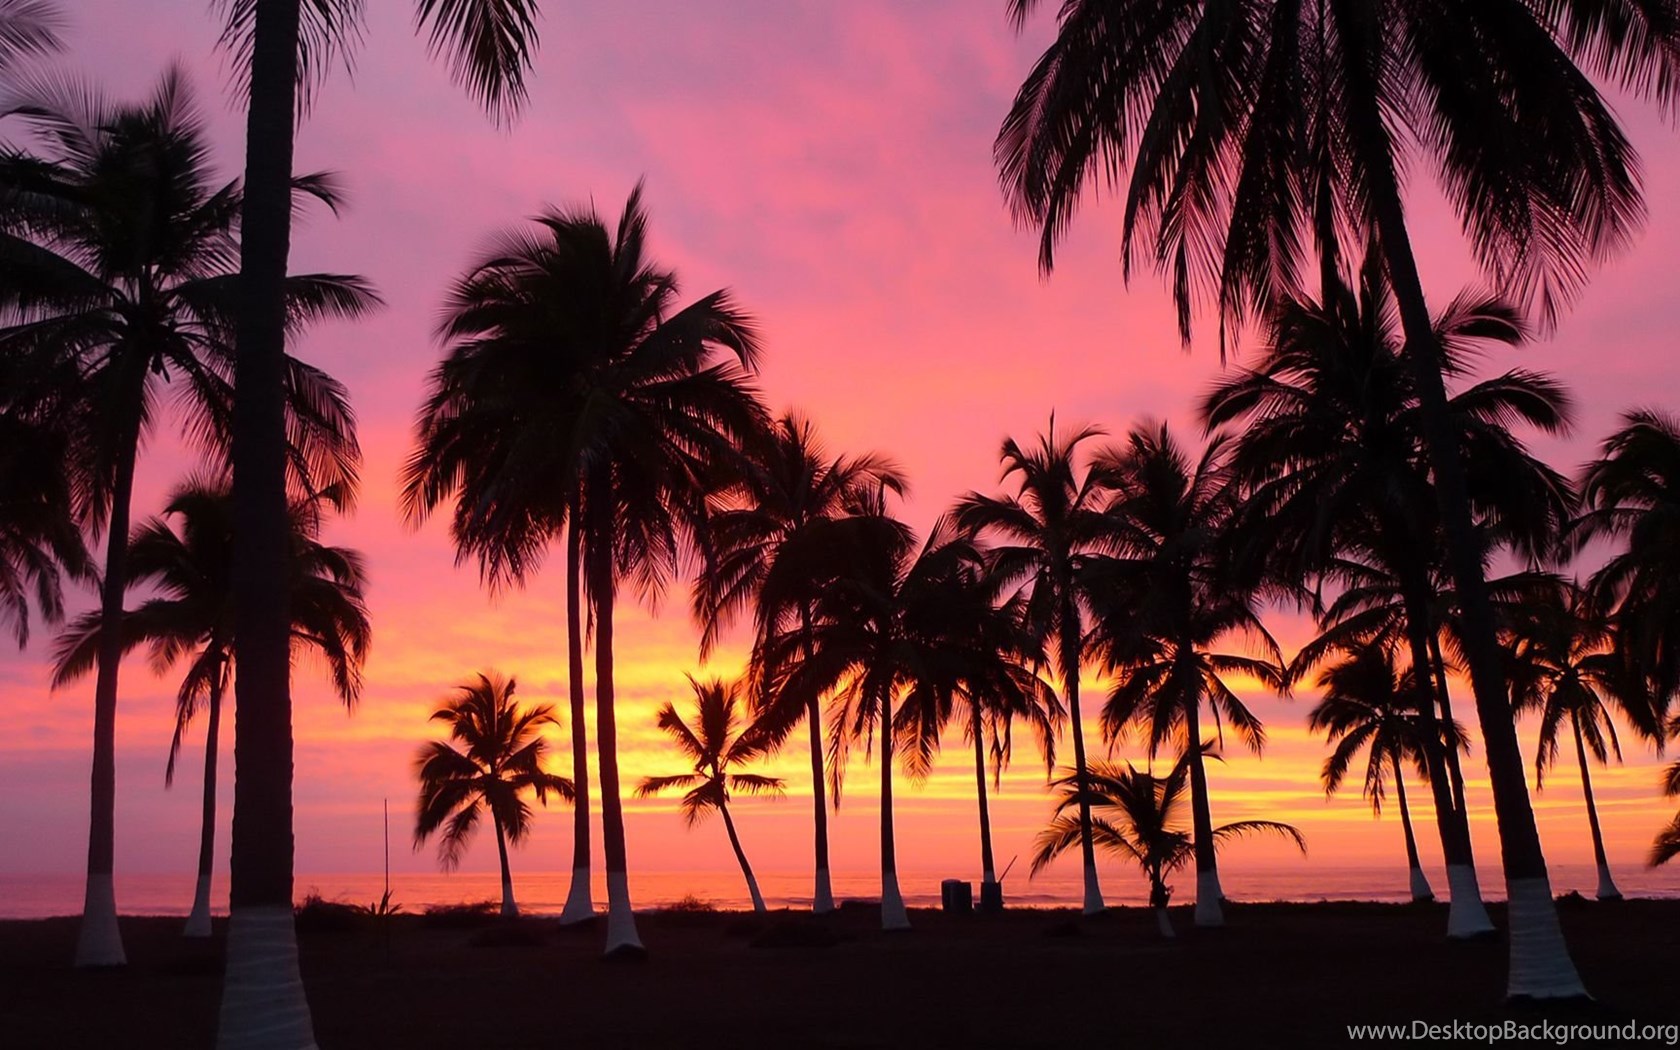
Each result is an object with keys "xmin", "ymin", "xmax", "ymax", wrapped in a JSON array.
[{"xmin": 5, "ymin": 1, "xmax": 1680, "ymax": 903}]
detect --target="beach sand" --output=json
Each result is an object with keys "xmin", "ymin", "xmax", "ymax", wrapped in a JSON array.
[{"xmin": 2, "ymin": 898, "xmax": 1675, "ymax": 1048}]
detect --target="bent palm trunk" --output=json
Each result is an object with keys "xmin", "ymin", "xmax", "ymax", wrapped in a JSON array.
[
  {"xmin": 1391, "ymin": 748, "xmax": 1433, "ymax": 903},
  {"xmin": 1572, "ymin": 717, "xmax": 1620, "ymax": 901},
  {"xmin": 719, "ymin": 801, "xmax": 767, "ymax": 915},
  {"xmin": 76, "ymin": 424, "xmax": 139, "ymax": 968},
  {"xmin": 1184, "ymin": 698, "xmax": 1223, "ymax": 927},
  {"xmin": 218, "ymin": 0, "xmax": 318, "ymax": 1042},
  {"xmin": 1062, "ymin": 612, "xmax": 1104, "ymax": 915},
  {"xmin": 592, "ymin": 537, "xmax": 643, "ymax": 958},
  {"xmin": 184, "ymin": 660, "xmax": 227, "ymax": 937},
  {"xmin": 559, "ymin": 519, "xmax": 595, "ymax": 925},
  {"xmin": 878, "ymin": 685, "xmax": 909, "ymax": 931},
  {"xmin": 493, "ymin": 818, "xmax": 518, "ymax": 918}
]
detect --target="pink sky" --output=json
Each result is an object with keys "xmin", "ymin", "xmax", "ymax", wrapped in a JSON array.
[{"xmin": 4, "ymin": 2, "xmax": 1680, "ymax": 902}]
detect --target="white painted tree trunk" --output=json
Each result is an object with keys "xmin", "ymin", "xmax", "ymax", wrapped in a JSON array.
[
  {"xmin": 1194, "ymin": 868, "xmax": 1224, "ymax": 927},
  {"xmin": 604, "ymin": 871, "xmax": 642, "ymax": 954},
  {"xmin": 1594, "ymin": 863, "xmax": 1621, "ymax": 902},
  {"xmin": 559, "ymin": 866, "xmax": 595, "ymax": 924},
  {"xmin": 500, "ymin": 878, "xmax": 518, "ymax": 919},
  {"xmin": 1408, "ymin": 865, "xmax": 1434, "ymax": 904},
  {"xmin": 215, "ymin": 905, "xmax": 317, "ymax": 1050},
  {"xmin": 1505, "ymin": 876, "xmax": 1588, "ymax": 1000},
  {"xmin": 75, "ymin": 873, "xmax": 125, "ymax": 967},
  {"xmin": 745, "ymin": 871, "xmax": 767, "ymax": 915},
  {"xmin": 1445, "ymin": 864, "xmax": 1496, "ymax": 938},
  {"xmin": 813, "ymin": 867, "xmax": 835, "ymax": 914},
  {"xmin": 1080, "ymin": 859, "xmax": 1105, "ymax": 915},
  {"xmin": 1155, "ymin": 906, "xmax": 1176, "ymax": 939},
  {"xmin": 184, "ymin": 874, "xmax": 215, "ymax": 938},
  {"xmin": 880, "ymin": 868, "xmax": 910, "ymax": 931}
]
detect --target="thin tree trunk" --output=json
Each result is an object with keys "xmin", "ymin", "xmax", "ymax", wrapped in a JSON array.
[
  {"xmin": 1343, "ymin": 39, "xmax": 1585, "ymax": 990},
  {"xmin": 493, "ymin": 816, "xmax": 518, "ymax": 918},
  {"xmin": 1062, "ymin": 606, "xmax": 1104, "ymax": 914},
  {"xmin": 718, "ymin": 799, "xmax": 767, "ymax": 915},
  {"xmin": 592, "ymin": 530, "xmax": 643, "ymax": 958},
  {"xmin": 878, "ymin": 684, "xmax": 909, "ymax": 930},
  {"xmin": 971, "ymin": 705, "xmax": 998, "ymax": 904},
  {"xmin": 184, "ymin": 657, "xmax": 227, "ymax": 938},
  {"xmin": 801, "ymin": 608, "xmax": 834, "ymax": 914},
  {"xmin": 1391, "ymin": 747, "xmax": 1433, "ymax": 902},
  {"xmin": 75, "ymin": 415, "xmax": 139, "ymax": 968},
  {"xmin": 218, "ymin": 0, "xmax": 318, "ymax": 1043},
  {"xmin": 1572, "ymin": 715, "xmax": 1621, "ymax": 901},
  {"xmin": 1428, "ymin": 632, "xmax": 1469, "ymax": 817},
  {"xmin": 1183, "ymin": 689, "xmax": 1223, "ymax": 927},
  {"xmin": 559, "ymin": 516, "xmax": 594, "ymax": 925}
]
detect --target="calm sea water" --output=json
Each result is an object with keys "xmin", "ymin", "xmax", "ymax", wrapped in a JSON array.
[{"xmin": 3, "ymin": 863, "xmax": 1677, "ymax": 919}]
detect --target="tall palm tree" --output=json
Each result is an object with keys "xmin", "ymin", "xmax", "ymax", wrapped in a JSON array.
[
  {"xmin": 406, "ymin": 186, "xmax": 764, "ymax": 958},
  {"xmin": 1206, "ymin": 259, "xmax": 1574, "ymax": 936},
  {"xmin": 1308, "ymin": 641, "xmax": 1466, "ymax": 903},
  {"xmin": 637, "ymin": 676, "xmax": 786, "ymax": 915},
  {"xmin": 1031, "ymin": 749, "xmax": 1304, "ymax": 938},
  {"xmin": 1506, "ymin": 581, "xmax": 1660, "ymax": 902},
  {"xmin": 998, "ymin": 0, "xmax": 1680, "ymax": 998},
  {"xmin": 1089, "ymin": 423, "xmax": 1285, "ymax": 927},
  {"xmin": 49, "ymin": 477, "xmax": 369, "ymax": 936},
  {"xmin": 211, "ymin": 2, "xmax": 543, "ymax": 1041},
  {"xmin": 415, "ymin": 673, "xmax": 572, "ymax": 918},
  {"xmin": 0, "ymin": 69, "xmax": 371, "ymax": 969},
  {"xmin": 954, "ymin": 420, "xmax": 1115, "ymax": 914},
  {"xmin": 694, "ymin": 412, "xmax": 905, "ymax": 914}
]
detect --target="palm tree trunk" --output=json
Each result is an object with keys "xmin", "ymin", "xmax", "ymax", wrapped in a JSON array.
[
  {"xmin": 74, "ymin": 414, "xmax": 139, "ymax": 968},
  {"xmin": 878, "ymin": 683, "xmax": 909, "ymax": 931},
  {"xmin": 559, "ymin": 517, "xmax": 594, "ymax": 925},
  {"xmin": 217, "ymin": 1, "xmax": 319, "ymax": 1043},
  {"xmin": 1428, "ymin": 633, "xmax": 1469, "ymax": 817},
  {"xmin": 1061, "ymin": 608, "xmax": 1104, "ymax": 915},
  {"xmin": 591, "ymin": 531, "xmax": 643, "ymax": 958},
  {"xmin": 1183, "ymin": 691, "xmax": 1223, "ymax": 927},
  {"xmin": 1397, "ymin": 574, "xmax": 1491, "ymax": 935},
  {"xmin": 718, "ymin": 799, "xmax": 767, "ymax": 915},
  {"xmin": 1391, "ymin": 747, "xmax": 1433, "ymax": 902},
  {"xmin": 1150, "ymin": 877, "xmax": 1175, "ymax": 939},
  {"xmin": 1572, "ymin": 715, "xmax": 1621, "ymax": 901},
  {"xmin": 801, "ymin": 608, "xmax": 834, "ymax": 914},
  {"xmin": 970, "ymin": 705, "xmax": 999, "ymax": 909},
  {"xmin": 1349, "ymin": 64, "xmax": 1585, "ymax": 993},
  {"xmin": 184, "ymin": 657, "xmax": 227, "ymax": 938},
  {"xmin": 493, "ymin": 815, "xmax": 518, "ymax": 918}
]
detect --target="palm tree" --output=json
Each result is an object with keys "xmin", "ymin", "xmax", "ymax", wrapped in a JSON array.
[
  {"xmin": 49, "ymin": 477, "xmax": 369, "ymax": 936},
  {"xmin": 1653, "ymin": 754, "xmax": 1680, "ymax": 868},
  {"xmin": 1308, "ymin": 641, "xmax": 1466, "ymax": 903},
  {"xmin": 1506, "ymin": 581, "xmax": 1662, "ymax": 901},
  {"xmin": 953, "ymin": 419, "xmax": 1115, "ymax": 914},
  {"xmin": 637, "ymin": 677, "xmax": 786, "ymax": 915},
  {"xmin": 0, "ymin": 70, "xmax": 371, "ymax": 969},
  {"xmin": 1089, "ymin": 423, "xmax": 1285, "ymax": 927},
  {"xmin": 415, "ymin": 673, "xmax": 572, "ymax": 918},
  {"xmin": 998, "ymin": 0, "xmax": 1680, "ymax": 998},
  {"xmin": 760, "ymin": 516, "xmax": 1029, "ymax": 930},
  {"xmin": 406, "ymin": 186, "xmax": 764, "ymax": 958},
  {"xmin": 1206, "ymin": 258, "xmax": 1574, "ymax": 937},
  {"xmin": 694, "ymin": 412, "xmax": 905, "ymax": 914},
  {"xmin": 0, "ymin": 396, "xmax": 88, "ymax": 648},
  {"xmin": 1032, "ymin": 749, "xmax": 1304, "ymax": 938}
]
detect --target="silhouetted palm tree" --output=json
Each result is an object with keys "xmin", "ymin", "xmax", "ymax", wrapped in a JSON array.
[
  {"xmin": 637, "ymin": 676, "xmax": 785, "ymax": 915},
  {"xmin": 1032, "ymin": 748, "xmax": 1303, "ymax": 938},
  {"xmin": 1309, "ymin": 641, "xmax": 1465, "ymax": 903},
  {"xmin": 998, "ymin": 0, "xmax": 1680, "ymax": 997},
  {"xmin": 1506, "ymin": 581, "xmax": 1659, "ymax": 901},
  {"xmin": 0, "ymin": 394, "xmax": 88, "ymax": 647},
  {"xmin": 1208, "ymin": 259, "xmax": 1573, "ymax": 936},
  {"xmin": 407, "ymin": 186, "xmax": 764, "ymax": 958},
  {"xmin": 0, "ymin": 70, "xmax": 371, "ymax": 969},
  {"xmin": 1090, "ymin": 423, "xmax": 1285, "ymax": 927},
  {"xmin": 1653, "ymin": 761, "xmax": 1680, "ymax": 865},
  {"xmin": 50, "ymin": 477, "xmax": 369, "ymax": 936},
  {"xmin": 695, "ymin": 413, "xmax": 904, "ymax": 913},
  {"xmin": 415, "ymin": 673, "xmax": 572, "ymax": 918},
  {"xmin": 954, "ymin": 420, "xmax": 1114, "ymax": 913}
]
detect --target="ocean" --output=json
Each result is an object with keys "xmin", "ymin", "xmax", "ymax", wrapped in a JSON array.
[{"xmin": 3, "ymin": 863, "xmax": 1677, "ymax": 919}]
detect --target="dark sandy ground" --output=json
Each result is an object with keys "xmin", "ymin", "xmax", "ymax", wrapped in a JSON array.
[{"xmin": 2, "ymin": 898, "xmax": 1676, "ymax": 1049}]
